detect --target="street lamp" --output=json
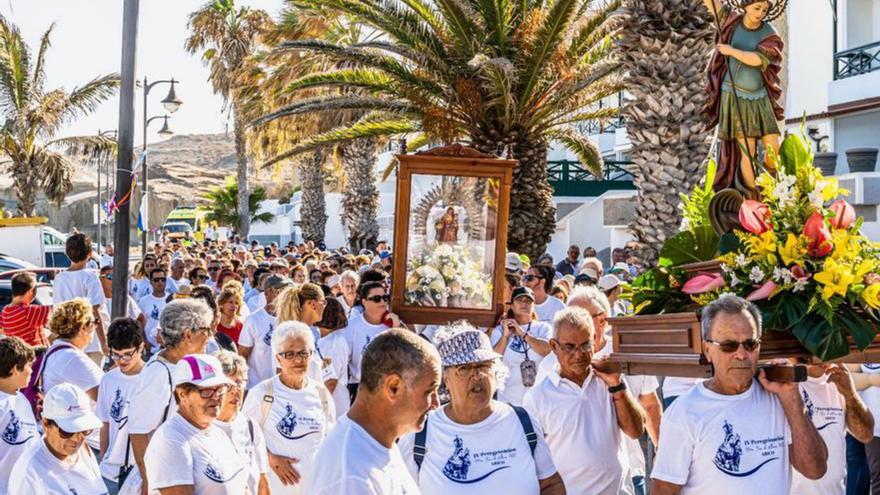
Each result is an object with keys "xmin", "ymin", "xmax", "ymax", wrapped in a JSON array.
[{"xmin": 142, "ymin": 76, "xmax": 182, "ymax": 256}]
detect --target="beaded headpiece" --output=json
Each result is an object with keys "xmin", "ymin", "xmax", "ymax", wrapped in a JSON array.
[{"xmin": 729, "ymin": 0, "xmax": 788, "ymax": 22}]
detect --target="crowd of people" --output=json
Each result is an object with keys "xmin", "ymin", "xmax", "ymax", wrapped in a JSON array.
[{"xmin": 0, "ymin": 233, "xmax": 879, "ymax": 494}]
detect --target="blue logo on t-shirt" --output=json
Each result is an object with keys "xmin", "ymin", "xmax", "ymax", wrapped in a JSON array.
[
  {"xmin": 442, "ymin": 435, "xmax": 509, "ymax": 483},
  {"xmin": 713, "ymin": 421, "xmax": 778, "ymax": 477},
  {"xmin": 262, "ymin": 323, "xmax": 275, "ymax": 346},
  {"xmin": 362, "ymin": 335, "xmax": 372, "ymax": 353},
  {"xmin": 150, "ymin": 305, "xmax": 160, "ymax": 321},
  {"xmin": 2, "ymin": 410, "xmax": 32, "ymax": 445},
  {"xmin": 509, "ymin": 335, "xmax": 530, "ymax": 354},
  {"xmin": 204, "ymin": 462, "xmax": 245, "ymax": 483},
  {"xmin": 110, "ymin": 388, "xmax": 127, "ymax": 423},
  {"xmin": 803, "ymin": 389, "xmax": 837, "ymax": 431},
  {"xmin": 275, "ymin": 403, "xmax": 319, "ymax": 440}
]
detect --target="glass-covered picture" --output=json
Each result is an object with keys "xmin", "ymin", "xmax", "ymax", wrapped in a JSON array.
[{"xmin": 404, "ymin": 174, "xmax": 497, "ymax": 309}]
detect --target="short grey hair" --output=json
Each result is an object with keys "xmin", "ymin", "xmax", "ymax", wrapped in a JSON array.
[
  {"xmin": 700, "ymin": 293, "xmax": 763, "ymax": 340},
  {"xmin": 213, "ymin": 349, "xmax": 248, "ymax": 378},
  {"xmin": 271, "ymin": 321, "xmax": 315, "ymax": 355},
  {"xmin": 553, "ymin": 307, "xmax": 595, "ymax": 342},
  {"xmin": 339, "ymin": 270, "xmax": 360, "ymax": 285},
  {"xmin": 567, "ymin": 285, "xmax": 611, "ymax": 315},
  {"xmin": 159, "ymin": 299, "xmax": 213, "ymax": 347},
  {"xmin": 360, "ymin": 328, "xmax": 440, "ymax": 394}
]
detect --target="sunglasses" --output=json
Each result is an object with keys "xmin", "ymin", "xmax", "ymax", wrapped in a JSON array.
[
  {"xmin": 365, "ymin": 295, "xmax": 389, "ymax": 303},
  {"xmin": 706, "ymin": 339, "xmax": 761, "ymax": 353},
  {"xmin": 49, "ymin": 420, "xmax": 93, "ymax": 439},
  {"xmin": 522, "ymin": 274, "xmax": 541, "ymax": 282},
  {"xmin": 152, "ymin": 277, "xmax": 166, "ymax": 283},
  {"xmin": 277, "ymin": 350, "xmax": 313, "ymax": 361},
  {"xmin": 193, "ymin": 274, "xmax": 208, "ymax": 280},
  {"xmin": 101, "ymin": 274, "xmax": 113, "ymax": 280}
]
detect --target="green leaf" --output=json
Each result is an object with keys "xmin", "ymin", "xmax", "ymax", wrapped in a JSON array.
[
  {"xmin": 791, "ymin": 316, "xmax": 850, "ymax": 361},
  {"xmin": 759, "ymin": 292, "xmax": 808, "ymax": 330},
  {"xmin": 658, "ymin": 226, "xmax": 720, "ymax": 267},
  {"xmin": 718, "ymin": 232, "xmax": 743, "ymax": 255},
  {"xmin": 779, "ymin": 133, "xmax": 811, "ymax": 176},
  {"xmin": 837, "ymin": 305, "xmax": 878, "ymax": 350}
]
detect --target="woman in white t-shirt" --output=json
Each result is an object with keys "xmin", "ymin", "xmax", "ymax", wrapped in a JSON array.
[
  {"xmin": 213, "ymin": 350, "xmax": 270, "ymax": 494},
  {"xmin": 316, "ymin": 298, "xmax": 352, "ymax": 418},
  {"xmin": 42, "ymin": 299, "xmax": 104, "ymax": 452},
  {"xmin": 345, "ymin": 281, "xmax": 399, "ymax": 395},
  {"xmin": 398, "ymin": 324, "xmax": 564, "ymax": 494},
  {"xmin": 490, "ymin": 287, "xmax": 552, "ymax": 405},
  {"xmin": 10, "ymin": 383, "xmax": 106, "ymax": 493},
  {"xmin": 242, "ymin": 321, "xmax": 336, "ymax": 495}
]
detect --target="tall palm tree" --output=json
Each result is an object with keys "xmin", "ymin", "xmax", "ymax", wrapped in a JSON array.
[
  {"xmin": 202, "ymin": 176, "xmax": 275, "ymax": 228},
  {"xmin": 253, "ymin": 0, "xmax": 623, "ymax": 260},
  {"xmin": 618, "ymin": 0, "xmax": 715, "ymax": 261},
  {"xmin": 186, "ymin": 0, "xmax": 272, "ymax": 239},
  {"xmin": 0, "ymin": 17, "xmax": 118, "ymax": 217}
]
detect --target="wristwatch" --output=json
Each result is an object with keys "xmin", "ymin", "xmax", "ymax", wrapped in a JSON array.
[{"xmin": 607, "ymin": 382, "xmax": 627, "ymax": 394}]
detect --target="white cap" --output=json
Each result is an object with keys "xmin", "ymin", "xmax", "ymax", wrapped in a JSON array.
[
  {"xmin": 43, "ymin": 383, "xmax": 102, "ymax": 433},
  {"xmin": 598, "ymin": 274, "xmax": 621, "ymax": 291},
  {"xmin": 327, "ymin": 275, "xmax": 341, "ymax": 288},
  {"xmin": 173, "ymin": 354, "xmax": 234, "ymax": 388},
  {"xmin": 505, "ymin": 252, "xmax": 523, "ymax": 272}
]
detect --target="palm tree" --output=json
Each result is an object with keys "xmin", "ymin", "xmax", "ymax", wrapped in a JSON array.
[
  {"xmin": 618, "ymin": 0, "xmax": 715, "ymax": 261},
  {"xmin": 339, "ymin": 137, "xmax": 380, "ymax": 251},
  {"xmin": 186, "ymin": 0, "xmax": 272, "ymax": 239},
  {"xmin": 201, "ymin": 177, "xmax": 275, "ymax": 228},
  {"xmin": 252, "ymin": 0, "xmax": 623, "ymax": 260},
  {"xmin": 0, "ymin": 17, "xmax": 118, "ymax": 217}
]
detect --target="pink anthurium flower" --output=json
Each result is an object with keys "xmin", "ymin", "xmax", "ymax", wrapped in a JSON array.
[
  {"xmin": 739, "ymin": 200, "xmax": 773, "ymax": 235},
  {"xmin": 747, "ymin": 281, "xmax": 778, "ymax": 301},
  {"xmin": 682, "ymin": 272, "xmax": 726, "ymax": 294},
  {"xmin": 804, "ymin": 211, "xmax": 833, "ymax": 257},
  {"xmin": 828, "ymin": 199, "xmax": 856, "ymax": 230}
]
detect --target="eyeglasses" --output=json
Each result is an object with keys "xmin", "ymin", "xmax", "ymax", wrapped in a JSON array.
[
  {"xmin": 556, "ymin": 342, "xmax": 593, "ymax": 354},
  {"xmin": 49, "ymin": 420, "xmax": 93, "ymax": 439},
  {"xmin": 110, "ymin": 349, "xmax": 140, "ymax": 362},
  {"xmin": 365, "ymin": 295, "xmax": 389, "ymax": 303},
  {"xmin": 705, "ymin": 339, "xmax": 761, "ymax": 353},
  {"xmin": 277, "ymin": 350, "xmax": 313, "ymax": 361},
  {"xmin": 523, "ymin": 275, "xmax": 542, "ymax": 282},
  {"xmin": 194, "ymin": 326, "xmax": 216, "ymax": 336},
  {"xmin": 197, "ymin": 384, "xmax": 229, "ymax": 399},
  {"xmin": 152, "ymin": 277, "xmax": 166, "ymax": 283},
  {"xmin": 452, "ymin": 362, "xmax": 494, "ymax": 378}
]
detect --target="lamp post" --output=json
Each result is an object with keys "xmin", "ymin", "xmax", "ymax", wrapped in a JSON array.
[
  {"xmin": 97, "ymin": 129, "xmax": 117, "ymax": 251},
  {"xmin": 141, "ymin": 77, "xmax": 182, "ymax": 256}
]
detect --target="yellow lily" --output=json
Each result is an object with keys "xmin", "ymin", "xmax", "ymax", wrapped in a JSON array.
[
  {"xmin": 814, "ymin": 258, "xmax": 856, "ymax": 301},
  {"xmin": 856, "ymin": 259, "xmax": 877, "ymax": 280},
  {"xmin": 820, "ymin": 177, "xmax": 850, "ymax": 201},
  {"xmin": 863, "ymin": 284, "xmax": 880, "ymax": 310},
  {"xmin": 749, "ymin": 230, "xmax": 777, "ymax": 257},
  {"xmin": 779, "ymin": 233, "xmax": 807, "ymax": 266}
]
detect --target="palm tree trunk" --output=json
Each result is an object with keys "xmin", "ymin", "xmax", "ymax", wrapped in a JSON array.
[
  {"xmin": 299, "ymin": 148, "xmax": 327, "ymax": 243},
  {"xmin": 340, "ymin": 138, "xmax": 380, "ymax": 252},
  {"xmin": 12, "ymin": 161, "xmax": 38, "ymax": 217},
  {"xmin": 619, "ymin": 0, "xmax": 715, "ymax": 262},
  {"xmin": 233, "ymin": 105, "xmax": 250, "ymax": 238}
]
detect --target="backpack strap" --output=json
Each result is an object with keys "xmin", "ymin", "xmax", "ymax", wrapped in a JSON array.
[
  {"xmin": 247, "ymin": 417, "xmax": 255, "ymax": 445},
  {"xmin": 413, "ymin": 418, "xmax": 429, "ymax": 472},
  {"xmin": 147, "ymin": 358, "xmax": 174, "ymax": 424},
  {"xmin": 35, "ymin": 342, "xmax": 76, "ymax": 394},
  {"xmin": 260, "ymin": 377, "xmax": 275, "ymax": 429},
  {"xmin": 510, "ymin": 404, "xmax": 538, "ymax": 456}
]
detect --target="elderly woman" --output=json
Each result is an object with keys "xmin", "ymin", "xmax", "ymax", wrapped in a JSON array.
[
  {"xmin": 242, "ymin": 321, "xmax": 336, "ymax": 495},
  {"xmin": 491, "ymin": 287, "xmax": 552, "ymax": 405},
  {"xmin": 145, "ymin": 353, "xmax": 249, "ymax": 493},
  {"xmin": 214, "ymin": 350, "xmax": 270, "ymax": 495},
  {"xmin": 275, "ymin": 282, "xmax": 328, "ymax": 383},
  {"xmin": 126, "ymin": 299, "xmax": 215, "ymax": 495},
  {"xmin": 337, "ymin": 270, "xmax": 359, "ymax": 317},
  {"xmin": 398, "ymin": 323, "xmax": 565, "ymax": 494},
  {"xmin": 10, "ymin": 383, "xmax": 105, "ymax": 492}
]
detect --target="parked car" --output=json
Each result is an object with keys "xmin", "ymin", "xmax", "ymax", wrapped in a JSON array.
[
  {"xmin": 0, "ymin": 254, "xmax": 39, "ymax": 273},
  {"xmin": 0, "ymin": 268, "xmax": 64, "ymax": 284},
  {"xmin": 0, "ymin": 281, "xmax": 53, "ymax": 310}
]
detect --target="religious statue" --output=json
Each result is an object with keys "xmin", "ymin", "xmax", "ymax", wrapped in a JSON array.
[
  {"xmin": 703, "ymin": 0, "xmax": 788, "ymax": 233},
  {"xmin": 434, "ymin": 206, "xmax": 459, "ymax": 244}
]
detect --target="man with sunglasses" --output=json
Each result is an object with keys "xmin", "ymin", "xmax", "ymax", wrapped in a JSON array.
[
  {"xmin": 652, "ymin": 294, "xmax": 828, "ymax": 495},
  {"xmin": 97, "ymin": 318, "xmax": 146, "ymax": 494},
  {"xmin": 525, "ymin": 264, "xmax": 566, "ymax": 323},
  {"xmin": 137, "ymin": 268, "xmax": 169, "ymax": 350},
  {"xmin": 206, "ymin": 260, "xmax": 223, "ymax": 291},
  {"xmin": 9, "ymin": 383, "xmax": 106, "ymax": 493}
]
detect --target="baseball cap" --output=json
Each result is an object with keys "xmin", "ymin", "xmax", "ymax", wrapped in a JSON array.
[
  {"xmin": 598, "ymin": 274, "xmax": 621, "ymax": 292},
  {"xmin": 271, "ymin": 258, "xmax": 290, "ymax": 269},
  {"xmin": 436, "ymin": 330, "xmax": 502, "ymax": 368},
  {"xmin": 510, "ymin": 286, "xmax": 535, "ymax": 302},
  {"xmin": 576, "ymin": 268, "xmax": 599, "ymax": 285},
  {"xmin": 43, "ymin": 383, "xmax": 102, "ymax": 433},
  {"xmin": 173, "ymin": 354, "xmax": 234, "ymax": 388},
  {"xmin": 518, "ymin": 254, "xmax": 531, "ymax": 270},
  {"xmin": 327, "ymin": 275, "xmax": 341, "ymax": 288},
  {"xmin": 266, "ymin": 274, "xmax": 294, "ymax": 290},
  {"xmin": 505, "ymin": 252, "xmax": 523, "ymax": 272}
]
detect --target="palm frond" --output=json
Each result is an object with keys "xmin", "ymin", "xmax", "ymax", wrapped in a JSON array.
[
  {"xmin": 250, "ymin": 96, "xmax": 414, "ymax": 127},
  {"xmin": 282, "ymin": 69, "xmax": 394, "ymax": 95},
  {"xmin": 434, "ymin": 0, "xmax": 483, "ymax": 55},
  {"xmin": 30, "ymin": 23, "xmax": 54, "ymax": 94},
  {"xmin": 57, "ymin": 74, "xmax": 120, "ymax": 128},
  {"xmin": 381, "ymin": 132, "xmax": 431, "ymax": 181},
  {"xmin": 46, "ymin": 135, "xmax": 118, "ymax": 163},
  {"xmin": 518, "ymin": 0, "xmax": 579, "ymax": 107},
  {"xmin": 547, "ymin": 127, "xmax": 603, "ymax": 177},
  {"xmin": 32, "ymin": 146, "xmax": 75, "ymax": 205},
  {"xmin": 0, "ymin": 13, "xmax": 32, "ymax": 114}
]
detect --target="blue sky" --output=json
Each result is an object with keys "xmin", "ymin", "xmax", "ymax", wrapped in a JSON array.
[{"xmin": 6, "ymin": 0, "xmax": 284, "ymax": 145}]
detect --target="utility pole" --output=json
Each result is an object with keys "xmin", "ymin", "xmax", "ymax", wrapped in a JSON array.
[{"xmin": 111, "ymin": 0, "xmax": 139, "ymax": 319}]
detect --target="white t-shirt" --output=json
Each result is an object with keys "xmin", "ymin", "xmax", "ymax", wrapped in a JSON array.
[
  {"xmin": 54, "ymin": 269, "xmax": 106, "ymax": 354},
  {"xmin": 238, "ymin": 308, "xmax": 277, "ymax": 387},
  {"xmin": 490, "ymin": 321, "xmax": 553, "ymax": 405},
  {"xmin": 127, "ymin": 357, "xmax": 176, "ymax": 436},
  {"xmin": 624, "ymin": 374, "xmax": 660, "ymax": 477},
  {"xmin": 8, "ymin": 439, "xmax": 106, "ymax": 494},
  {"xmin": 305, "ymin": 414, "xmax": 421, "ymax": 495},
  {"xmin": 42, "ymin": 341, "xmax": 103, "ymax": 450},
  {"xmin": 857, "ymin": 364, "xmax": 880, "ymax": 437},
  {"xmin": 242, "ymin": 376, "xmax": 336, "ymax": 495},
  {"xmin": 662, "ymin": 377, "xmax": 702, "ymax": 400},
  {"xmin": 652, "ymin": 380, "xmax": 792, "ymax": 494},
  {"xmin": 398, "ymin": 402, "xmax": 556, "ymax": 495},
  {"xmin": 246, "ymin": 291, "xmax": 266, "ymax": 313},
  {"xmin": 344, "ymin": 314, "xmax": 389, "ymax": 384},
  {"xmin": 134, "ymin": 277, "xmax": 178, "ymax": 300},
  {"xmin": 214, "ymin": 414, "xmax": 269, "ymax": 495},
  {"xmin": 101, "ymin": 297, "xmax": 142, "ymax": 323},
  {"xmin": 0, "ymin": 391, "xmax": 38, "ymax": 493},
  {"xmin": 96, "ymin": 367, "xmax": 143, "ymax": 482},
  {"xmin": 523, "ymin": 369, "xmax": 628, "ymax": 495},
  {"xmin": 790, "ymin": 375, "xmax": 847, "ymax": 495},
  {"xmin": 534, "ymin": 295, "xmax": 566, "ymax": 323},
  {"xmin": 145, "ymin": 413, "xmax": 249, "ymax": 494},
  {"xmin": 318, "ymin": 330, "xmax": 352, "ymax": 417},
  {"xmin": 137, "ymin": 294, "xmax": 167, "ymax": 348}
]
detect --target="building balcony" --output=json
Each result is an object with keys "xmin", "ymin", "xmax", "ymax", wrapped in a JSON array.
[
  {"xmin": 828, "ymin": 40, "xmax": 880, "ymax": 109},
  {"xmin": 834, "ymin": 40, "xmax": 880, "ymax": 80}
]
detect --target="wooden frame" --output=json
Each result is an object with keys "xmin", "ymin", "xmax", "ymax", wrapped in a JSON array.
[{"xmin": 390, "ymin": 144, "xmax": 516, "ymax": 327}]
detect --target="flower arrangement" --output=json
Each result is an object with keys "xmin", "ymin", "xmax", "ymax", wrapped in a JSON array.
[
  {"xmin": 404, "ymin": 242, "xmax": 493, "ymax": 308},
  {"xmin": 629, "ymin": 132, "xmax": 880, "ymax": 361}
]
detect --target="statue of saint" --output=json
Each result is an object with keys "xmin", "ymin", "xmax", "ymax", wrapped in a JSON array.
[
  {"xmin": 435, "ymin": 206, "xmax": 459, "ymax": 244},
  {"xmin": 703, "ymin": 0, "xmax": 786, "ymax": 201}
]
